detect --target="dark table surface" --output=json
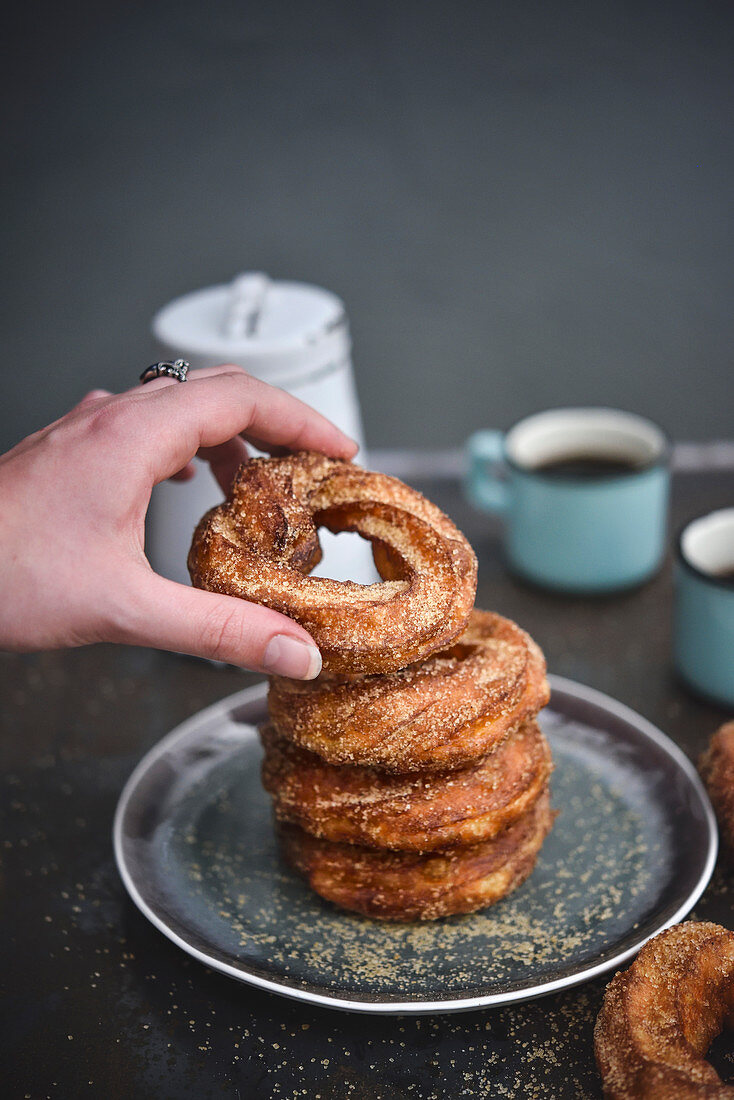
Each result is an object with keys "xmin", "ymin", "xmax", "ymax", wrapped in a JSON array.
[{"xmin": 2, "ymin": 470, "xmax": 734, "ymax": 1100}]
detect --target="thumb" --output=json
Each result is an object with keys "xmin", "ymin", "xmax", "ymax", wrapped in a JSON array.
[{"xmin": 118, "ymin": 572, "xmax": 322, "ymax": 678}]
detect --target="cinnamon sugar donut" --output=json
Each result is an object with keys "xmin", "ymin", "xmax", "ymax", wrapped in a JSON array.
[
  {"xmin": 261, "ymin": 718, "xmax": 552, "ymax": 851},
  {"xmin": 279, "ymin": 789, "xmax": 554, "ymax": 921},
  {"xmin": 268, "ymin": 609, "xmax": 549, "ymax": 772},
  {"xmin": 188, "ymin": 452, "xmax": 477, "ymax": 675},
  {"xmin": 699, "ymin": 721, "xmax": 734, "ymax": 854},
  {"xmin": 594, "ymin": 921, "xmax": 734, "ymax": 1099}
]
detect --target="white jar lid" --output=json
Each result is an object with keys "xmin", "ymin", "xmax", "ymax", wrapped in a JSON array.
[{"xmin": 152, "ymin": 273, "xmax": 351, "ymax": 384}]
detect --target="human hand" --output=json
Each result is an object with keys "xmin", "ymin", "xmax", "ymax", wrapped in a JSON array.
[{"xmin": 0, "ymin": 365, "xmax": 358, "ymax": 677}]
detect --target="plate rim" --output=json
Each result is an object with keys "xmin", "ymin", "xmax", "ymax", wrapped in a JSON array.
[{"xmin": 113, "ymin": 675, "xmax": 718, "ymax": 1015}]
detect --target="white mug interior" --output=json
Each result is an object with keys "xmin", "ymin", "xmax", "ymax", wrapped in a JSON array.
[
  {"xmin": 505, "ymin": 408, "xmax": 667, "ymax": 471},
  {"xmin": 680, "ymin": 508, "xmax": 734, "ymax": 576}
]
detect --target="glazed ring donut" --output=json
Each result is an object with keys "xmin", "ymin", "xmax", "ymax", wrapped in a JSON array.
[
  {"xmin": 699, "ymin": 722, "xmax": 734, "ymax": 854},
  {"xmin": 188, "ymin": 452, "xmax": 477, "ymax": 675},
  {"xmin": 279, "ymin": 789, "xmax": 554, "ymax": 922},
  {"xmin": 594, "ymin": 921, "xmax": 734, "ymax": 1099},
  {"xmin": 261, "ymin": 718, "xmax": 552, "ymax": 851},
  {"xmin": 268, "ymin": 609, "xmax": 550, "ymax": 772}
]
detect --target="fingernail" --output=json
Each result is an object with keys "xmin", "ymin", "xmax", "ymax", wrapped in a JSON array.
[{"xmin": 263, "ymin": 635, "xmax": 322, "ymax": 679}]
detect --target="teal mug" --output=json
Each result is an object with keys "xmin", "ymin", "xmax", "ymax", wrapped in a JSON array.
[
  {"xmin": 674, "ymin": 508, "xmax": 734, "ymax": 707},
  {"xmin": 465, "ymin": 408, "xmax": 671, "ymax": 593}
]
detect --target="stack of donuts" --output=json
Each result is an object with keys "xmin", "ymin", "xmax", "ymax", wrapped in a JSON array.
[{"xmin": 189, "ymin": 452, "xmax": 555, "ymax": 921}]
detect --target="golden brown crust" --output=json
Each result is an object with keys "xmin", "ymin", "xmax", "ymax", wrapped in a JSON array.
[
  {"xmin": 261, "ymin": 718, "xmax": 553, "ymax": 851},
  {"xmin": 187, "ymin": 452, "xmax": 477, "ymax": 675},
  {"xmin": 267, "ymin": 609, "xmax": 550, "ymax": 772},
  {"xmin": 699, "ymin": 722, "xmax": 734, "ymax": 854},
  {"xmin": 594, "ymin": 922, "xmax": 734, "ymax": 1099},
  {"xmin": 278, "ymin": 789, "xmax": 554, "ymax": 921}
]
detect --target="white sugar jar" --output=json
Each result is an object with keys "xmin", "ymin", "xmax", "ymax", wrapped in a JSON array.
[{"xmin": 148, "ymin": 273, "xmax": 374, "ymax": 586}]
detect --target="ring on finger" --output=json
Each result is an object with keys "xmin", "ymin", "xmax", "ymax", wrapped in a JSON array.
[{"xmin": 140, "ymin": 359, "xmax": 189, "ymax": 384}]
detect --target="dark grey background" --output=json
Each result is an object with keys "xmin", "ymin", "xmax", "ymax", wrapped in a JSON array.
[{"xmin": 3, "ymin": 0, "xmax": 733, "ymax": 453}]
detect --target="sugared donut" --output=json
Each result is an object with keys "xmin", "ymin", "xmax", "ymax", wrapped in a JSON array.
[
  {"xmin": 267, "ymin": 609, "xmax": 549, "ymax": 772},
  {"xmin": 188, "ymin": 452, "xmax": 477, "ymax": 675},
  {"xmin": 279, "ymin": 788, "xmax": 554, "ymax": 921},
  {"xmin": 699, "ymin": 722, "xmax": 734, "ymax": 854},
  {"xmin": 594, "ymin": 921, "xmax": 734, "ymax": 1099},
  {"xmin": 261, "ymin": 717, "xmax": 552, "ymax": 851}
]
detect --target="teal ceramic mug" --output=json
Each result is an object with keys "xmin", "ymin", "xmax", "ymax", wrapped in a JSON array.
[
  {"xmin": 674, "ymin": 508, "xmax": 734, "ymax": 708},
  {"xmin": 465, "ymin": 408, "xmax": 671, "ymax": 593}
]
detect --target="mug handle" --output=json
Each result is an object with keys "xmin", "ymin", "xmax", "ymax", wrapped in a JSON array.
[{"xmin": 465, "ymin": 430, "xmax": 508, "ymax": 513}]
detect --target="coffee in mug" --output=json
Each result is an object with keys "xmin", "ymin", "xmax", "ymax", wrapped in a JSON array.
[{"xmin": 465, "ymin": 408, "xmax": 671, "ymax": 593}]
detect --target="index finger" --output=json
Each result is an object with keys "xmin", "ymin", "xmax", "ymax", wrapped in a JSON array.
[{"xmin": 121, "ymin": 368, "xmax": 359, "ymax": 484}]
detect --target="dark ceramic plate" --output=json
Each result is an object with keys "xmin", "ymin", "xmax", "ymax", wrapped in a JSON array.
[{"xmin": 114, "ymin": 677, "xmax": 716, "ymax": 1014}]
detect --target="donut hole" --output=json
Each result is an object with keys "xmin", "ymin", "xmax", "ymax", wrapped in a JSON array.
[
  {"xmin": 308, "ymin": 528, "xmax": 381, "ymax": 584},
  {"xmin": 306, "ymin": 511, "xmax": 414, "ymax": 587},
  {"xmin": 705, "ymin": 1025, "xmax": 734, "ymax": 1083},
  {"xmin": 436, "ymin": 642, "xmax": 476, "ymax": 663}
]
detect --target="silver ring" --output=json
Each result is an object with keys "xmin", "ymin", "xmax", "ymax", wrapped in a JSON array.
[{"xmin": 140, "ymin": 359, "xmax": 189, "ymax": 384}]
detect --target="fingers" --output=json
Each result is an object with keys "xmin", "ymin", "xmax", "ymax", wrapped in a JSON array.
[
  {"xmin": 68, "ymin": 389, "xmax": 113, "ymax": 414},
  {"xmin": 120, "ymin": 368, "xmax": 357, "ymax": 484},
  {"xmin": 168, "ymin": 463, "xmax": 197, "ymax": 482},
  {"xmin": 168, "ymin": 437, "xmax": 249, "ymax": 491},
  {"xmin": 196, "ymin": 434, "xmax": 250, "ymax": 495},
  {"xmin": 118, "ymin": 570, "xmax": 322, "ymax": 678},
  {"xmin": 73, "ymin": 386, "xmax": 201, "ymax": 483},
  {"xmin": 168, "ymin": 438, "xmax": 248, "ymax": 491},
  {"xmin": 123, "ymin": 362, "xmax": 257, "ymax": 397}
]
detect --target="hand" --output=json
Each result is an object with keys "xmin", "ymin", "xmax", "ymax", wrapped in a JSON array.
[{"xmin": 0, "ymin": 365, "xmax": 358, "ymax": 678}]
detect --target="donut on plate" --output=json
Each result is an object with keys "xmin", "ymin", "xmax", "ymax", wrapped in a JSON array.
[
  {"xmin": 261, "ymin": 717, "xmax": 552, "ymax": 851},
  {"xmin": 279, "ymin": 788, "xmax": 554, "ymax": 922},
  {"xmin": 267, "ymin": 609, "xmax": 549, "ymax": 772}
]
